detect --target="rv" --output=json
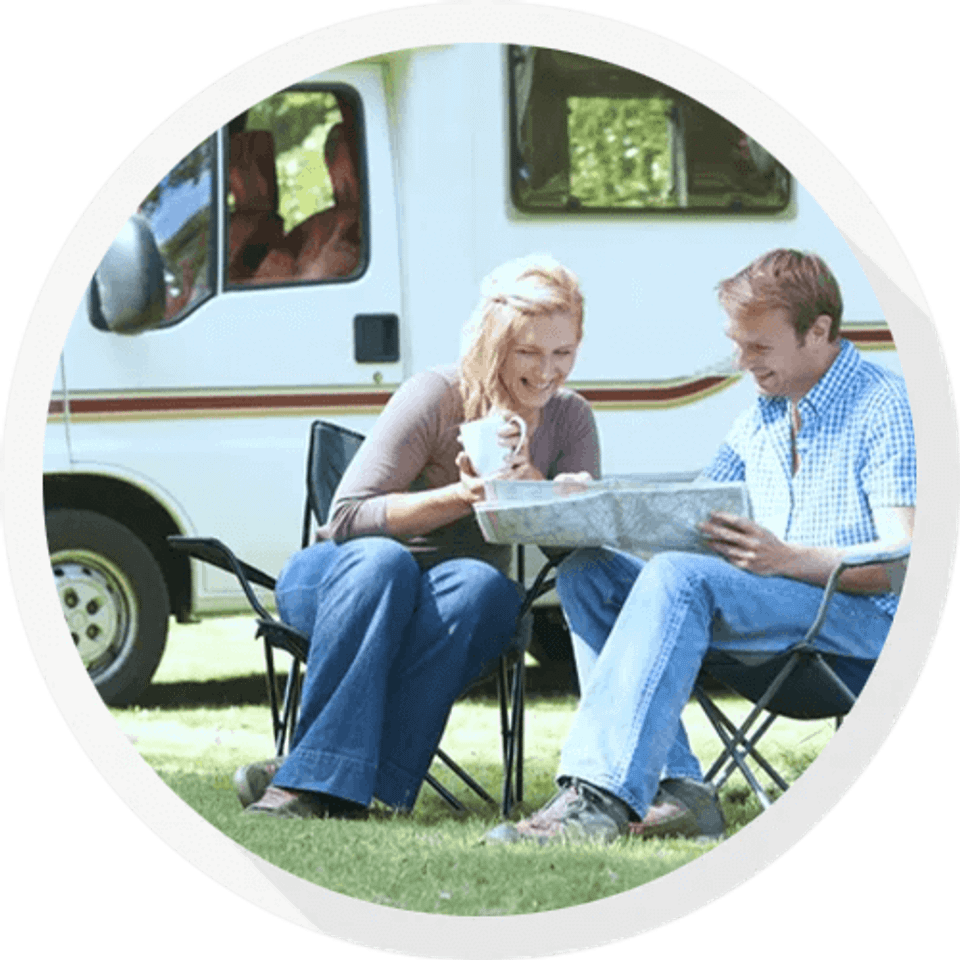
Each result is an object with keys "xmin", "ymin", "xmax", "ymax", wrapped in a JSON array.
[{"xmin": 44, "ymin": 44, "xmax": 898, "ymax": 704}]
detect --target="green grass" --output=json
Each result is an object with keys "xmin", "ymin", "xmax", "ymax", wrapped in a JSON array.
[{"xmin": 110, "ymin": 615, "xmax": 837, "ymax": 915}]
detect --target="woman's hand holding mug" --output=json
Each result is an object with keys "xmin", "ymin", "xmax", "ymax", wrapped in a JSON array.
[
  {"xmin": 459, "ymin": 410, "xmax": 537, "ymax": 478},
  {"xmin": 502, "ymin": 421, "xmax": 544, "ymax": 481},
  {"xmin": 454, "ymin": 450, "xmax": 488, "ymax": 504}
]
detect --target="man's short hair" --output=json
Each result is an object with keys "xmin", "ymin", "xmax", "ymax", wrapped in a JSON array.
[{"xmin": 717, "ymin": 249, "xmax": 844, "ymax": 342}]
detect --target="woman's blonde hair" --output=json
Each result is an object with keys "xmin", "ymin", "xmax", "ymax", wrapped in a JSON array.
[{"xmin": 459, "ymin": 255, "xmax": 583, "ymax": 420}]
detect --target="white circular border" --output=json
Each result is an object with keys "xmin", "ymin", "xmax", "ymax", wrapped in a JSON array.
[{"xmin": 3, "ymin": 2, "xmax": 956, "ymax": 956}]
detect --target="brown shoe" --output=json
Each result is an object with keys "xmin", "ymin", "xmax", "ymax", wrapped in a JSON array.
[
  {"xmin": 245, "ymin": 785, "xmax": 368, "ymax": 820},
  {"xmin": 245, "ymin": 785, "xmax": 334, "ymax": 819},
  {"xmin": 233, "ymin": 757, "xmax": 282, "ymax": 809}
]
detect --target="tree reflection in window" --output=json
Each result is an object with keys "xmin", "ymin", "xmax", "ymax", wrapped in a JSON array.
[
  {"xmin": 138, "ymin": 138, "xmax": 214, "ymax": 321},
  {"xmin": 226, "ymin": 89, "xmax": 363, "ymax": 285},
  {"xmin": 511, "ymin": 46, "xmax": 791, "ymax": 214}
]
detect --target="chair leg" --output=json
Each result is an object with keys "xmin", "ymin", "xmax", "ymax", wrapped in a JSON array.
[
  {"xmin": 276, "ymin": 660, "xmax": 301, "ymax": 756},
  {"xmin": 715, "ymin": 714, "xmax": 787, "ymax": 799},
  {"xmin": 514, "ymin": 658, "xmax": 524, "ymax": 804},
  {"xmin": 424, "ymin": 772, "xmax": 466, "ymax": 812},
  {"xmin": 701, "ymin": 698, "xmax": 786, "ymax": 793},
  {"xmin": 263, "ymin": 639, "xmax": 283, "ymax": 748},
  {"xmin": 434, "ymin": 749, "xmax": 497, "ymax": 807},
  {"xmin": 500, "ymin": 654, "xmax": 528, "ymax": 817},
  {"xmin": 498, "ymin": 656, "xmax": 515, "ymax": 815},
  {"xmin": 695, "ymin": 688, "xmax": 781, "ymax": 809}
]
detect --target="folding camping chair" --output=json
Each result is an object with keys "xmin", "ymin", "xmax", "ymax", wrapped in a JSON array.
[
  {"xmin": 169, "ymin": 419, "xmax": 556, "ymax": 815},
  {"xmin": 692, "ymin": 542, "xmax": 911, "ymax": 809}
]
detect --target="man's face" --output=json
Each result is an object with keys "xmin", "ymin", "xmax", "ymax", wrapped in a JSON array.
[{"xmin": 724, "ymin": 306, "xmax": 826, "ymax": 402}]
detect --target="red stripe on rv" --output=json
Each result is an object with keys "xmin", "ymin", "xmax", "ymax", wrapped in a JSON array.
[{"xmin": 54, "ymin": 391, "xmax": 395, "ymax": 415}]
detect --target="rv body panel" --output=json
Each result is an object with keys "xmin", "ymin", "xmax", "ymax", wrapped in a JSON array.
[{"xmin": 43, "ymin": 43, "xmax": 901, "ymax": 700}]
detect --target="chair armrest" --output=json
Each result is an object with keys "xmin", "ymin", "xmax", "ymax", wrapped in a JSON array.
[
  {"xmin": 516, "ymin": 557, "xmax": 559, "ymax": 621},
  {"xmin": 834, "ymin": 542, "xmax": 912, "ymax": 570},
  {"xmin": 167, "ymin": 535, "xmax": 276, "ymax": 620},
  {"xmin": 804, "ymin": 541, "xmax": 911, "ymax": 643},
  {"xmin": 255, "ymin": 619, "xmax": 309, "ymax": 661},
  {"xmin": 539, "ymin": 547, "xmax": 574, "ymax": 566}
]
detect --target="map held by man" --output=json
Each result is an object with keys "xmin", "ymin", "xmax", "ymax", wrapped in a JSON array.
[{"xmin": 473, "ymin": 476, "xmax": 752, "ymax": 556}]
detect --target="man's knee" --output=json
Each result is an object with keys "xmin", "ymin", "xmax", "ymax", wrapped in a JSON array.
[
  {"xmin": 637, "ymin": 552, "xmax": 726, "ymax": 604},
  {"xmin": 556, "ymin": 548, "xmax": 617, "ymax": 603},
  {"xmin": 556, "ymin": 548, "xmax": 644, "ymax": 618}
]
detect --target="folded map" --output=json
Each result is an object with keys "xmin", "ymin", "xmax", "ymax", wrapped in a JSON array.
[{"xmin": 473, "ymin": 475, "xmax": 752, "ymax": 556}]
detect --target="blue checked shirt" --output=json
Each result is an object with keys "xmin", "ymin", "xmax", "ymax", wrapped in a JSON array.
[{"xmin": 701, "ymin": 339, "xmax": 915, "ymax": 617}]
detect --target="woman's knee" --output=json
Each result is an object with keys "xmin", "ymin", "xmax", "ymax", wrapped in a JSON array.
[
  {"xmin": 429, "ymin": 560, "xmax": 521, "ymax": 636},
  {"xmin": 463, "ymin": 560, "xmax": 522, "ymax": 621},
  {"xmin": 337, "ymin": 536, "xmax": 420, "ymax": 588},
  {"xmin": 279, "ymin": 538, "xmax": 419, "ymax": 624}
]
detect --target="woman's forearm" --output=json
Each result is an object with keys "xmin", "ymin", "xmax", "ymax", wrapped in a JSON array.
[{"xmin": 382, "ymin": 483, "xmax": 477, "ymax": 538}]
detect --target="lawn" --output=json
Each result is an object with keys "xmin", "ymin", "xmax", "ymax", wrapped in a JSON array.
[{"xmin": 110, "ymin": 614, "xmax": 837, "ymax": 915}]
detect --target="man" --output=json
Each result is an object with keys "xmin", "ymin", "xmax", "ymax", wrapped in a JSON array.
[{"xmin": 486, "ymin": 248, "xmax": 915, "ymax": 845}]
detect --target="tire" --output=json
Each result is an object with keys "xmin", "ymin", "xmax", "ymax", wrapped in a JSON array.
[{"xmin": 46, "ymin": 509, "xmax": 170, "ymax": 706}]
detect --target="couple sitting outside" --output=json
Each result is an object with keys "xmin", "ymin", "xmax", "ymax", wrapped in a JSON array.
[{"xmin": 233, "ymin": 249, "xmax": 915, "ymax": 845}]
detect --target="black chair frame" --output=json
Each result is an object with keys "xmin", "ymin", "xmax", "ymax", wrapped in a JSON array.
[
  {"xmin": 693, "ymin": 543, "xmax": 911, "ymax": 809},
  {"xmin": 169, "ymin": 419, "xmax": 556, "ymax": 815}
]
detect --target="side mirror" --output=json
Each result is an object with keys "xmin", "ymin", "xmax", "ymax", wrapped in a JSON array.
[{"xmin": 87, "ymin": 215, "xmax": 166, "ymax": 334}]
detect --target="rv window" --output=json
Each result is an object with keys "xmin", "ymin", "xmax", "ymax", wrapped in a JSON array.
[
  {"xmin": 510, "ymin": 46, "xmax": 790, "ymax": 214},
  {"xmin": 137, "ymin": 138, "xmax": 215, "ymax": 322},
  {"xmin": 225, "ymin": 88, "xmax": 364, "ymax": 286}
]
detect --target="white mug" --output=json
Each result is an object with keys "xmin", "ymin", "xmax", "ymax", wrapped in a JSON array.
[{"xmin": 458, "ymin": 410, "xmax": 528, "ymax": 478}]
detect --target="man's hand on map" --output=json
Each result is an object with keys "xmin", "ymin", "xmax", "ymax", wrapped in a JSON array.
[{"xmin": 699, "ymin": 511, "xmax": 794, "ymax": 576}]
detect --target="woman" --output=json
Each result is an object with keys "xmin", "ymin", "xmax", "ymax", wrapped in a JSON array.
[{"xmin": 236, "ymin": 254, "xmax": 600, "ymax": 819}]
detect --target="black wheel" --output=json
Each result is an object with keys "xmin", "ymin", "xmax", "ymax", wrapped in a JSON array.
[{"xmin": 46, "ymin": 509, "xmax": 170, "ymax": 706}]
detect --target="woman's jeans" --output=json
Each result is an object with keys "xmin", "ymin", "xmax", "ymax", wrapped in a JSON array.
[
  {"xmin": 555, "ymin": 547, "xmax": 893, "ymax": 818},
  {"xmin": 271, "ymin": 537, "xmax": 521, "ymax": 810}
]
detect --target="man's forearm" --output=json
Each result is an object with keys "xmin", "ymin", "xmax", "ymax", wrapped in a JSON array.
[
  {"xmin": 780, "ymin": 544, "xmax": 896, "ymax": 594},
  {"xmin": 699, "ymin": 508, "xmax": 912, "ymax": 592}
]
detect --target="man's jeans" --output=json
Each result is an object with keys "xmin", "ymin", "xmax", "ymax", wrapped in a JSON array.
[
  {"xmin": 271, "ymin": 537, "xmax": 521, "ymax": 810},
  {"xmin": 555, "ymin": 547, "xmax": 893, "ymax": 818}
]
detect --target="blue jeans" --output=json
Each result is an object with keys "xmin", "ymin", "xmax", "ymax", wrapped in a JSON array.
[
  {"xmin": 555, "ymin": 548, "xmax": 893, "ymax": 818},
  {"xmin": 271, "ymin": 537, "xmax": 522, "ymax": 810}
]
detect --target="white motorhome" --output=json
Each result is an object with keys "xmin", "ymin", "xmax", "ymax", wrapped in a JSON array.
[{"xmin": 44, "ymin": 44, "xmax": 898, "ymax": 704}]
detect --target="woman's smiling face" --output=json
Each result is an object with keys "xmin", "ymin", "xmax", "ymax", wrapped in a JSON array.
[{"xmin": 499, "ymin": 309, "xmax": 580, "ymax": 422}]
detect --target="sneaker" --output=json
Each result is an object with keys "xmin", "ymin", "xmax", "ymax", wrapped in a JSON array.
[
  {"xmin": 483, "ymin": 779, "xmax": 633, "ymax": 846},
  {"xmin": 245, "ymin": 785, "xmax": 368, "ymax": 820},
  {"xmin": 233, "ymin": 757, "xmax": 283, "ymax": 809},
  {"xmin": 628, "ymin": 777, "xmax": 725, "ymax": 842}
]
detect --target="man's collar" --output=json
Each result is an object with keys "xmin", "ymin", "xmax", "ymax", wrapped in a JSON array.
[
  {"xmin": 799, "ymin": 339, "xmax": 859, "ymax": 418},
  {"xmin": 759, "ymin": 339, "xmax": 859, "ymax": 422}
]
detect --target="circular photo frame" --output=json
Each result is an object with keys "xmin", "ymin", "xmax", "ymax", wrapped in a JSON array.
[{"xmin": 3, "ymin": 2, "xmax": 956, "ymax": 957}]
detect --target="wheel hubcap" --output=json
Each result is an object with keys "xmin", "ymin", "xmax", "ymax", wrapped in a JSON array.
[{"xmin": 50, "ymin": 551, "xmax": 139, "ymax": 674}]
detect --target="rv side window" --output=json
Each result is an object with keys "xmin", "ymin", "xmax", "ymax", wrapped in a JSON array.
[
  {"xmin": 509, "ymin": 46, "xmax": 791, "ymax": 214},
  {"xmin": 225, "ymin": 88, "xmax": 364, "ymax": 286},
  {"xmin": 138, "ymin": 138, "xmax": 215, "ymax": 322}
]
